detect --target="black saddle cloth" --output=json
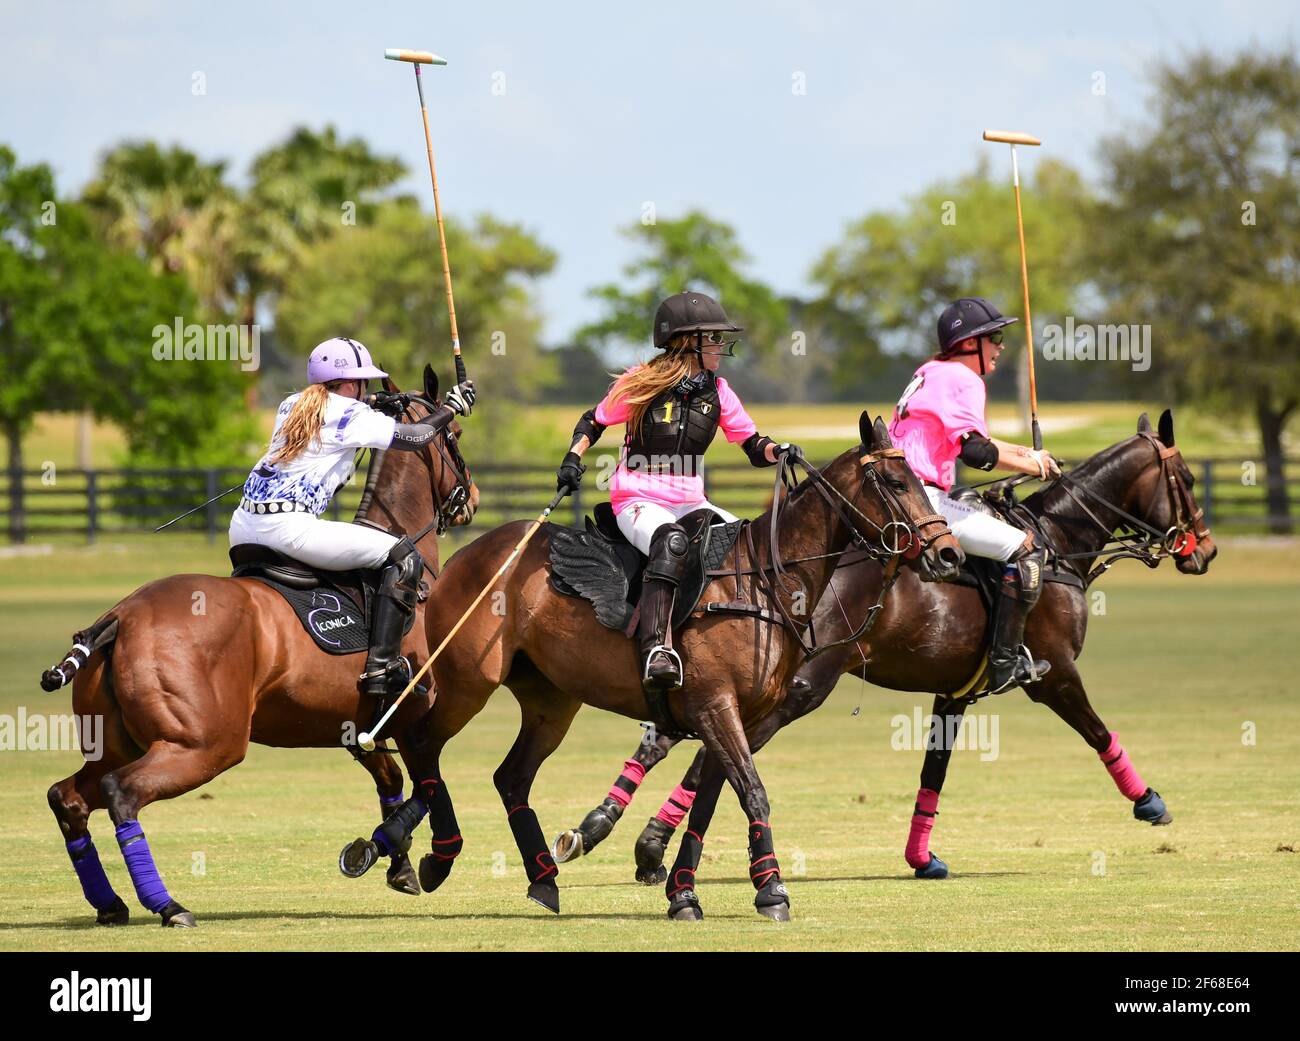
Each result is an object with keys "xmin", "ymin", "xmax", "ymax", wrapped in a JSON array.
[
  {"xmin": 228, "ymin": 545, "xmax": 415, "ymax": 655},
  {"xmin": 548, "ymin": 503, "xmax": 743, "ymax": 632}
]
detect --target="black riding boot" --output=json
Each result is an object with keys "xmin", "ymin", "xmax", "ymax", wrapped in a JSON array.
[
  {"xmin": 985, "ymin": 544, "xmax": 1051, "ymax": 696},
  {"xmin": 637, "ymin": 524, "xmax": 689, "ymax": 695},
  {"xmin": 359, "ymin": 538, "xmax": 422, "ymax": 699}
]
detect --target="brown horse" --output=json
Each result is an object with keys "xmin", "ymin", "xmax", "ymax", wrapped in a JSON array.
[
  {"xmin": 555, "ymin": 410, "xmax": 1217, "ymax": 890},
  {"xmin": 370, "ymin": 414, "xmax": 963, "ymax": 921},
  {"xmin": 42, "ymin": 370, "xmax": 477, "ymax": 927}
]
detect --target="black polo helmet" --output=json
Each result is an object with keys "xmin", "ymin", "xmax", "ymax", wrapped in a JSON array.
[
  {"xmin": 653, "ymin": 290, "xmax": 743, "ymax": 349},
  {"xmin": 937, "ymin": 297, "xmax": 1018, "ymax": 355}
]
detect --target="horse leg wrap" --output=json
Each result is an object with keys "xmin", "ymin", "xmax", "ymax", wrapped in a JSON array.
[
  {"xmin": 66, "ymin": 833, "xmax": 122, "ymax": 913},
  {"xmin": 655, "ymin": 784, "xmax": 697, "ymax": 828},
  {"xmin": 507, "ymin": 805, "xmax": 557, "ymax": 883},
  {"xmin": 579, "ymin": 797, "xmax": 624, "ymax": 852},
  {"xmin": 372, "ymin": 796, "xmax": 427, "ymax": 856},
  {"xmin": 115, "ymin": 820, "xmax": 173, "ymax": 914},
  {"xmin": 666, "ymin": 828, "xmax": 703, "ymax": 905},
  {"xmin": 607, "ymin": 758, "xmax": 646, "ymax": 807},
  {"xmin": 748, "ymin": 820, "xmax": 782, "ymax": 891},
  {"xmin": 905, "ymin": 788, "xmax": 941, "ymax": 869},
  {"xmin": 1098, "ymin": 731, "xmax": 1148, "ymax": 801},
  {"xmin": 378, "ymin": 789, "xmax": 406, "ymax": 815}
]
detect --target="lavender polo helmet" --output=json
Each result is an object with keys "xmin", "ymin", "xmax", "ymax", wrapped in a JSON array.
[{"xmin": 306, "ymin": 337, "xmax": 388, "ymax": 385}]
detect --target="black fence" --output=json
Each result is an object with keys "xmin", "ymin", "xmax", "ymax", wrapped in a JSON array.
[{"xmin": 2, "ymin": 456, "xmax": 1297, "ymax": 543}]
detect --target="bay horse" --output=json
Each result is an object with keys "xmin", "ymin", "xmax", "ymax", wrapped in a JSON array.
[
  {"xmin": 41, "ymin": 367, "xmax": 478, "ymax": 927},
  {"xmin": 554, "ymin": 410, "xmax": 1217, "ymax": 890},
  {"xmin": 369, "ymin": 414, "xmax": 963, "ymax": 921}
]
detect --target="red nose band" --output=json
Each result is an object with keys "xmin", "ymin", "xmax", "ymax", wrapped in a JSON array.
[{"xmin": 1171, "ymin": 532, "xmax": 1198, "ymax": 557}]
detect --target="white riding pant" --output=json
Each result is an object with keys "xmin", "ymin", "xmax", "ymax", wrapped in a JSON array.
[
  {"xmin": 229, "ymin": 509, "xmax": 399, "ymax": 570},
  {"xmin": 615, "ymin": 498, "xmax": 740, "ymax": 556},
  {"xmin": 924, "ymin": 486, "xmax": 1025, "ymax": 563}
]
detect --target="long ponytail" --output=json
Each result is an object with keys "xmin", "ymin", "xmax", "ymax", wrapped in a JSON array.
[
  {"xmin": 269, "ymin": 383, "xmax": 333, "ymax": 464},
  {"xmin": 609, "ymin": 336, "xmax": 699, "ymax": 436}
]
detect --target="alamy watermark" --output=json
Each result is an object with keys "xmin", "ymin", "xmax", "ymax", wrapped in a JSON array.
[
  {"xmin": 151, "ymin": 317, "xmax": 260, "ymax": 371},
  {"xmin": 0, "ymin": 709, "xmax": 102, "ymax": 760},
  {"xmin": 890, "ymin": 706, "xmax": 999, "ymax": 761},
  {"xmin": 1041, "ymin": 317, "xmax": 1150, "ymax": 371}
]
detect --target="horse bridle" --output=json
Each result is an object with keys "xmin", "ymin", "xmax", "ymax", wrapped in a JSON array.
[
  {"xmin": 715, "ymin": 446, "xmax": 951, "ymax": 661},
  {"xmin": 354, "ymin": 392, "xmax": 475, "ymax": 560},
  {"xmin": 1050, "ymin": 433, "xmax": 1210, "ymax": 580}
]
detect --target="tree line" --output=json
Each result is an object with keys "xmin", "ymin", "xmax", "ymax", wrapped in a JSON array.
[{"xmin": 1, "ymin": 48, "xmax": 1295, "ymax": 528}]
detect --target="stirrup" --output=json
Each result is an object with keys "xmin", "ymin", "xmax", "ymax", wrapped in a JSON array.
[
  {"xmin": 359, "ymin": 655, "xmax": 411, "ymax": 698},
  {"xmin": 642, "ymin": 645, "xmax": 683, "ymax": 687}
]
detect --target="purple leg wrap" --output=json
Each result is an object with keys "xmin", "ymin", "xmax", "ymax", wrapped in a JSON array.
[
  {"xmin": 66, "ymin": 834, "xmax": 120, "ymax": 911},
  {"xmin": 371, "ymin": 797, "xmax": 427, "ymax": 856},
  {"xmin": 115, "ymin": 820, "xmax": 173, "ymax": 913},
  {"xmin": 379, "ymin": 789, "xmax": 405, "ymax": 809}
]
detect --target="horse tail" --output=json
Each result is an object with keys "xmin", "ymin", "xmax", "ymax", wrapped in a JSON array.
[{"xmin": 40, "ymin": 615, "xmax": 120, "ymax": 693}]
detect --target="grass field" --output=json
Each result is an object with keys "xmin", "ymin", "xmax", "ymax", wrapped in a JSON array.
[{"xmin": 0, "ymin": 535, "xmax": 1297, "ymax": 951}]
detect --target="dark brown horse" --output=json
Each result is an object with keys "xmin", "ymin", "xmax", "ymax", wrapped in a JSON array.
[
  {"xmin": 372, "ymin": 414, "xmax": 963, "ymax": 921},
  {"xmin": 42, "ymin": 370, "xmax": 477, "ymax": 927},
  {"xmin": 555, "ymin": 410, "xmax": 1217, "ymax": 891}
]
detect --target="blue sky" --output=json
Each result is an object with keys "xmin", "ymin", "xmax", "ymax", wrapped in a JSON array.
[{"xmin": 3, "ymin": 1, "xmax": 1294, "ymax": 341}]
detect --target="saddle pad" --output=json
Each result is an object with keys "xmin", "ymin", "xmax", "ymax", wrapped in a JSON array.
[
  {"xmin": 549, "ymin": 518, "xmax": 744, "ymax": 633},
  {"xmin": 248, "ymin": 577, "xmax": 414, "ymax": 655}
]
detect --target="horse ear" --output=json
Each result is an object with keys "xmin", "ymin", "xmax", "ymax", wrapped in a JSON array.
[
  {"xmin": 423, "ymin": 364, "xmax": 439, "ymax": 402},
  {"xmin": 1158, "ymin": 408, "xmax": 1175, "ymax": 446},
  {"xmin": 873, "ymin": 416, "xmax": 894, "ymax": 450},
  {"xmin": 859, "ymin": 410, "xmax": 872, "ymax": 448},
  {"xmin": 1137, "ymin": 412, "xmax": 1152, "ymax": 434}
]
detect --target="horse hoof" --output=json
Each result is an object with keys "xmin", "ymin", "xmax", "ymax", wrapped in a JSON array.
[
  {"xmin": 159, "ymin": 900, "xmax": 196, "ymax": 928},
  {"xmin": 527, "ymin": 880, "xmax": 560, "ymax": 915},
  {"xmin": 668, "ymin": 893, "xmax": 703, "ymax": 921},
  {"xmin": 552, "ymin": 830, "xmax": 582, "ymax": 864},
  {"xmin": 418, "ymin": 854, "xmax": 453, "ymax": 894},
  {"xmin": 95, "ymin": 897, "xmax": 130, "ymax": 926},
  {"xmin": 635, "ymin": 865, "xmax": 668, "ymax": 886},
  {"xmin": 756, "ymin": 901, "xmax": 791, "ymax": 922},
  {"xmin": 386, "ymin": 858, "xmax": 421, "ymax": 896},
  {"xmin": 914, "ymin": 853, "xmax": 949, "ymax": 879},
  {"xmin": 339, "ymin": 838, "xmax": 380, "ymax": 879},
  {"xmin": 1134, "ymin": 789, "xmax": 1173, "ymax": 826}
]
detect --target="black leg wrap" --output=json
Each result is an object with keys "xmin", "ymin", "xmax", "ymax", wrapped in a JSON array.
[
  {"xmin": 665, "ymin": 829, "xmax": 703, "ymax": 919},
  {"xmin": 578, "ymin": 796, "xmax": 623, "ymax": 853},
  {"xmin": 635, "ymin": 817, "xmax": 675, "ymax": 885},
  {"xmin": 508, "ymin": 806, "xmax": 558, "ymax": 885},
  {"xmin": 376, "ymin": 796, "xmax": 425, "ymax": 856},
  {"xmin": 417, "ymin": 778, "xmax": 463, "ymax": 893},
  {"xmin": 748, "ymin": 820, "xmax": 781, "ymax": 891}
]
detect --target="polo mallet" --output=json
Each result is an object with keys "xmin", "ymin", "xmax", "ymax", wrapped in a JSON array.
[
  {"xmin": 384, "ymin": 47, "xmax": 467, "ymax": 386},
  {"xmin": 983, "ymin": 129, "xmax": 1043, "ymax": 451},
  {"xmin": 357, "ymin": 488, "xmax": 571, "ymax": 751}
]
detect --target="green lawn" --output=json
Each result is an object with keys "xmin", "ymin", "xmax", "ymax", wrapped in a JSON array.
[{"xmin": 0, "ymin": 535, "xmax": 1296, "ymax": 950}]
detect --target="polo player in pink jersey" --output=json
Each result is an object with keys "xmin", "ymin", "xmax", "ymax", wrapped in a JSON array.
[
  {"xmin": 889, "ymin": 297, "xmax": 1062, "ymax": 695},
  {"xmin": 555, "ymin": 290, "xmax": 798, "ymax": 695}
]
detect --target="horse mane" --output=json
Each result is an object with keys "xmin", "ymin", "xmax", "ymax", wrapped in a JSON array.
[{"xmin": 1022, "ymin": 434, "xmax": 1151, "ymax": 536}]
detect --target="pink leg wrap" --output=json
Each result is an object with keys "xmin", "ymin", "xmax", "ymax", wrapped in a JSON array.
[
  {"xmin": 904, "ymin": 788, "xmax": 941, "ymax": 869},
  {"xmin": 654, "ymin": 784, "xmax": 697, "ymax": 828},
  {"xmin": 606, "ymin": 759, "xmax": 646, "ymax": 808},
  {"xmin": 1099, "ymin": 731, "xmax": 1148, "ymax": 801}
]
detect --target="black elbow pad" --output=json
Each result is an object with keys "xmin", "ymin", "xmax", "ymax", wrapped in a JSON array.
[
  {"xmin": 390, "ymin": 408, "xmax": 453, "ymax": 451},
  {"xmin": 570, "ymin": 407, "xmax": 606, "ymax": 451},
  {"xmin": 958, "ymin": 432, "xmax": 998, "ymax": 471},
  {"xmin": 742, "ymin": 433, "xmax": 777, "ymax": 468}
]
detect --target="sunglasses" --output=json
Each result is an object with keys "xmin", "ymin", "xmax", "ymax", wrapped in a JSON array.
[{"xmin": 985, "ymin": 330, "xmax": 1004, "ymax": 345}]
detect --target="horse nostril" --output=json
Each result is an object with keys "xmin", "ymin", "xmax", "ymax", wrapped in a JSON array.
[{"xmin": 939, "ymin": 546, "xmax": 963, "ymax": 568}]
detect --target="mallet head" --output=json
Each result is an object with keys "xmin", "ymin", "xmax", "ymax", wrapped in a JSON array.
[
  {"xmin": 983, "ymin": 129, "xmax": 1041, "ymax": 146},
  {"xmin": 357, "ymin": 731, "xmax": 377, "ymax": 752},
  {"xmin": 385, "ymin": 48, "xmax": 447, "ymax": 65}
]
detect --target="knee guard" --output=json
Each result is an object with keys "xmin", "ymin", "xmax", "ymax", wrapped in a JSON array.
[
  {"xmin": 381, "ymin": 538, "xmax": 422, "ymax": 607},
  {"xmin": 644, "ymin": 524, "xmax": 689, "ymax": 586},
  {"xmin": 1004, "ymin": 544, "xmax": 1046, "ymax": 608}
]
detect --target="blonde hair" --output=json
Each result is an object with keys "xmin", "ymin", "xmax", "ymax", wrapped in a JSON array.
[
  {"xmin": 269, "ymin": 382, "xmax": 338, "ymax": 464},
  {"xmin": 608, "ymin": 336, "xmax": 700, "ymax": 436}
]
